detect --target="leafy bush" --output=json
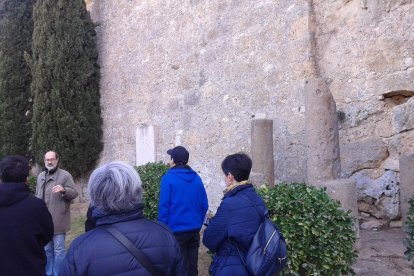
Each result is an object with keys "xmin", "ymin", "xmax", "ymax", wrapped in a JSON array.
[
  {"xmin": 27, "ymin": 175, "xmax": 36, "ymax": 195},
  {"xmin": 404, "ymin": 197, "xmax": 414, "ymax": 261},
  {"xmin": 258, "ymin": 183, "xmax": 357, "ymax": 275},
  {"xmin": 136, "ymin": 162, "xmax": 168, "ymax": 220}
]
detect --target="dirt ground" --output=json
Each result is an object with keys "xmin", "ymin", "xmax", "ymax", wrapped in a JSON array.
[
  {"xmin": 198, "ymin": 228, "xmax": 413, "ymax": 276},
  {"xmin": 352, "ymin": 228, "xmax": 412, "ymax": 276}
]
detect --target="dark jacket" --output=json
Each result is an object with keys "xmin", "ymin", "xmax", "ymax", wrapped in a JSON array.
[
  {"xmin": 60, "ymin": 205, "xmax": 187, "ymax": 276},
  {"xmin": 158, "ymin": 165, "xmax": 208, "ymax": 233},
  {"xmin": 0, "ymin": 182, "xmax": 54, "ymax": 276},
  {"xmin": 84, "ymin": 203, "xmax": 95, "ymax": 232},
  {"xmin": 203, "ymin": 184, "xmax": 266, "ymax": 276}
]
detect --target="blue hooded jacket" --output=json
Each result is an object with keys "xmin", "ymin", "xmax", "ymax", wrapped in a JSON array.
[{"xmin": 158, "ymin": 166, "xmax": 208, "ymax": 233}]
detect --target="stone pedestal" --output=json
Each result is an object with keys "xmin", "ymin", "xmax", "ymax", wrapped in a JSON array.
[
  {"xmin": 251, "ymin": 119, "xmax": 274, "ymax": 186},
  {"xmin": 400, "ymin": 154, "xmax": 414, "ymax": 225},
  {"xmin": 305, "ymin": 78, "xmax": 341, "ymax": 185},
  {"xmin": 322, "ymin": 179, "xmax": 360, "ymax": 243}
]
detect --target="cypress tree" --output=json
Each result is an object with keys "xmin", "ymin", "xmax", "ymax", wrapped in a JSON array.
[
  {"xmin": 0, "ymin": 0, "xmax": 34, "ymax": 159},
  {"xmin": 30, "ymin": 0, "xmax": 102, "ymax": 178}
]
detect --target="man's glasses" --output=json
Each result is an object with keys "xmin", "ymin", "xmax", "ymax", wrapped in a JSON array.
[{"xmin": 44, "ymin": 158, "xmax": 57, "ymax": 162}]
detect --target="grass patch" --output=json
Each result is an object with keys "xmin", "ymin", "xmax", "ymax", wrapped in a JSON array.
[{"xmin": 65, "ymin": 216, "xmax": 86, "ymax": 249}]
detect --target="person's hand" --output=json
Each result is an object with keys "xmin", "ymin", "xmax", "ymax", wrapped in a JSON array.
[{"xmin": 52, "ymin": 185, "xmax": 65, "ymax": 193}]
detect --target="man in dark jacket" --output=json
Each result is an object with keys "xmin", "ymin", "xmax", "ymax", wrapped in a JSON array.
[
  {"xmin": 60, "ymin": 161, "xmax": 187, "ymax": 276},
  {"xmin": 158, "ymin": 146, "xmax": 209, "ymax": 276},
  {"xmin": 0, "ymin": 155, "xmax": 54, "ymax": 276}
]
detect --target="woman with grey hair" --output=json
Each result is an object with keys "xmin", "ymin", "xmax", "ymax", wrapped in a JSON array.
[{"xmin": 60, "ymin": 161, "xmax": 187, "ymax": 276}]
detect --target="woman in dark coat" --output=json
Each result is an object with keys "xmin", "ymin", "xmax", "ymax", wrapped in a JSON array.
[
  {"xmin": 60, "ymin": 161, "xmax": 187, "ymax": 276},
  {"xmin": 203, "ymin": 153, "xmax": 267, "ymax": 275}
]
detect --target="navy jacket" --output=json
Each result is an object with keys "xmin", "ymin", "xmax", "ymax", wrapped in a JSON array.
[
  {"xmin": 203, "ymin": 184, "xmax": 266, "ymax": 276},
  {"xmin": 158, "ymin": 165, "xmax": 208, "ymax": 233},
  {"xmin": 0, "ymin": 182, "xmax": 54, "ymax": 276},
  {"xmin": 60, "ymin": 205, "xmax": 187, "ymax": 276}
]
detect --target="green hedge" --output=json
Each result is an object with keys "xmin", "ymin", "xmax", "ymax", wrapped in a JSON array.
[
  {"xmin": 258, "ymin": 183, "xmax": 357, "ymax": 275},
  {"xmin": 136, "ymin": 162, "xmax": 168, "ymax": 220},
  {"xmin": 27, "ymin": 175, "xmax": 36, "ymax": 195}
]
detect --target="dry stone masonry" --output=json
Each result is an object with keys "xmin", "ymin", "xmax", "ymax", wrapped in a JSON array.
[{"xmin": 85, "ymin": 0, "xmax": 414, "ymax": 226}]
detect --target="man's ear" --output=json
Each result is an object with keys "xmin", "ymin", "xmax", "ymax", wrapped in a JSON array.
[{"xmin": 227, "ymin": 172, "xmax": 235, "ymax": 181}]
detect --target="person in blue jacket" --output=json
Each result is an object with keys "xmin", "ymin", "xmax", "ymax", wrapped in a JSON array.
[
  {"xmin": 158, "ymin": 145, "xmax": 209, "ymax": 276},
  {"xmin": 203, "ymin": 153, "xmax": 267, "ymax": 276},
  {"xmin": 60, "ymin": 161, "xmax": 187, "ymax": 276}
]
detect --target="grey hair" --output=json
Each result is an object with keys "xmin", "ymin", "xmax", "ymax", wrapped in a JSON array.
[{"xmin": 88, "ymin": 161, "xmax": 143, "ymax": 213}]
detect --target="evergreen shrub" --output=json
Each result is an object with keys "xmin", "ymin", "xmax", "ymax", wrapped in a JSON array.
[
  {"xmin": 0, "ymin": 0, "xmax": 34, "ymax": 159},
  {"xmin": 27, "ymin": 175, "xmax": 36, "ymax": 194},
  {"xmin": 29, "ymin": 0, "xmax": 102, "ymax": 178},
  {"xmin": 258, "ymin": 183, "xmax": 357, "ymax": 275},
  {"xmin": 136, "ymin": 162, "xmax": 168, "ymax": 220}
]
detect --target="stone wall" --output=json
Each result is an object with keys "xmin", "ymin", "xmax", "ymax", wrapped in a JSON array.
[{"xmin": 86, "ymin": 0, "xmax": 414, "ymax": 214}]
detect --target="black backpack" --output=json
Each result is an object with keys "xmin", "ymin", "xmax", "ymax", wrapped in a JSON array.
[{"xmin": 236, "ymin": 195, "xmax": 288, "ymax": 276}]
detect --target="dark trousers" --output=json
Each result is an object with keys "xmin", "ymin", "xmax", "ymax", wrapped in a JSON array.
[{"xmin": 174, "ymin": 230, "xmax": 200, "ymax": 276}]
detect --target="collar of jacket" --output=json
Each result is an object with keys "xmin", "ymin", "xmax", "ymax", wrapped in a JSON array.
[
  {"xmin": 171, "ymin": 164, "xmax": 192, "ymax": 170},
  {"xmin": 223, "ymin": 180, "xmax": 249, "ymax": 194},
  {"xmin": 93, "ymin": 203, "xmax": 145, "ymax": 226},
  {"xmin": 40, "ymin": 168, "xmax": 59, "ymax": 182},
  {"xmin": 0, "ymin": 182, "xmax": 30, "ymax": 206},
  {"xmin": 47, "ymin": 166, "xmax": 58, "ymax": 175},
  {"xmin": 223, "ymin": 182, "xmax": 253, "ymax": 198}
]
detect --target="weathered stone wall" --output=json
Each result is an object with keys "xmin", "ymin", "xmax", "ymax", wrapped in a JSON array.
[
  {"xmin": 86, "ymin": 0, "xmax": 414, "ymax": 214},
  {"xmin": 312, "ymin": 0, "xmax": 414, "ymax": 227}
]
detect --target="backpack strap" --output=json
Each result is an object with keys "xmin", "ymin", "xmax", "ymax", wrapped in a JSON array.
[
  {"xmin": 100, "ymin": 225, "xmax": 162, "ymax": 276},
  {"xmin": 230, "ymin": 193, "xmax": 267, "ymax": 267},
  {"xmin": 239, "ymin": 193, "xmax": 268, "ymax": 219}
]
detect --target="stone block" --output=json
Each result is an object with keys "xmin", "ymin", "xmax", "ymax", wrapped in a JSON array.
[
  {"xmin": 388, "ymin": 131, "xmax": 414, "ymax": 159},
  {"xmin": 360, "ymin": 218, "xmax": 388, "ymax": 230},
  {"xmin": 400, "ymin": 154, "xmax": 414, "ymax": 225},
  {"xmin": 340, "ymin": 138, "xmax": 388, "ymax": 177},
  {"xmin": 392, "ymin": 97, "xmax": 414, "ymax": 133},
  {"xmin": 382, "ymin": 157, "xmax": 399, "ymax": 172},
  {"xmin": 352, "ymin": 170, "xmax": 399, "ymax": 220},
  {"xmin": 321, "ymin": 179, "xmax": 359, "ymax": 238},
  {"xmin": 390, "ymin": 220, "xmax": 403, "ymax": 228},
  {"xmin": 358, "ymin": 200, "xmax": 384, "ymax": 219},
  {"xmin": 358, "ymin": 212, "xmax": 371, "ymax": 220},
  {"xmin": 323, "ymin": 179, "xmax": 358, "ymax": 217},
  {"xmin": 251, "ymin": 119, "xmax": 275, "ymax": 186},
  {"xmin": 136, "ymin": 125, "xmax": 156, "ymax": 166}
]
